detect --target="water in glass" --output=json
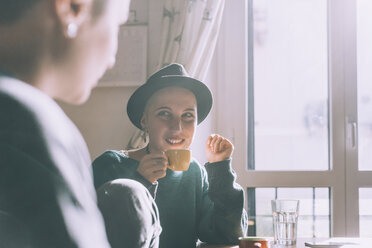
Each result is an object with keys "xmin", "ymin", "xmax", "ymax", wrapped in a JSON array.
[{"xmin": 272, "ymin": 210, "xmax": 298, "ymax": 245}]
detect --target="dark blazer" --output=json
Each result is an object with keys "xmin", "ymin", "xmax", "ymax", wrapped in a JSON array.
[{"xmin": 0, "ymin": 76, "xmax": 110, "ymax": 248}]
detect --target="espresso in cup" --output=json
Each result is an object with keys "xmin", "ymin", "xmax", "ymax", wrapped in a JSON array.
[
  {"xmin": 165, "ymin": 149, "xmax": 191, "ymax": 171},
  {"xmin": 238, "ymin": 237, "xmax": 272, "ymax": 248}
]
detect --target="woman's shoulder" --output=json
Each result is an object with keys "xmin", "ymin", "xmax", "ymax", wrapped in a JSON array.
[
  {"xmin": 187, "ymin": 158, "xmax": 205, "ymax": 174},
  {"xmin": 178, "ymin": 158, "xmax": 208, "ymax": 188},
  {"xmin": 92, "ymin": 150, "xmax": 131, "ymax": 166}
]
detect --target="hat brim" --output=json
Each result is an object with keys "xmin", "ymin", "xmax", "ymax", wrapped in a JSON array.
[{"xmin": 127, "ymin": 75, "xmax": 213, "ymax": 130}]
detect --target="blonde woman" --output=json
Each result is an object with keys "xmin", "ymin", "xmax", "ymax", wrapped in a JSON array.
[{"xmin": 93, "ymin": 63, "xmax": 248, "ymax": 248}]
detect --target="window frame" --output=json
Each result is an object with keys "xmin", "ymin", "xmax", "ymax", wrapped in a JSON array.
[{"xmin": 214, "ymin": 0, "xmax": 372, "ymax": 237}]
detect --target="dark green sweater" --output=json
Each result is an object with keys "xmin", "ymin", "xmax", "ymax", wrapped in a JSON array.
[{"xmin": 92, "ymin": 150, "xmax": 248, "ymax": 248}]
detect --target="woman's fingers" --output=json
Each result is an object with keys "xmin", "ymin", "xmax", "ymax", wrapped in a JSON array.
[
  {"xmin": 218, "ymin": 139, "xmax": 225, "ymax": 152},
  {"xmin": 138, "ymin": 153, "xmax": 168, "ymax": 183},
  {"xmin": 205, "ymin": 134, "xmax": 234, "ymax": 163},
  {"xmin": 152, "ymin": 169, "xmax": 167, "ymax": 179},
  {"xmin": 149, "ymin": 162, "xmax": 168, "ymax": 172},
  {"xmin": 207, "ymin": 135, "xmax": 213, "ymax": 146},
  {"xmin": 209, "ymin": 134, "xmax": 224, "ymax": 152},
  {"xmin": 209, "ymin": 134, "xmax": 217, "ymax": 151},
  {"xmin": 143, "ymin": 158, "xmax": 167, "ymax": 173},
  {"xmin": 144, "ymin": 152, "xmax": 168, "ymax": 162}
]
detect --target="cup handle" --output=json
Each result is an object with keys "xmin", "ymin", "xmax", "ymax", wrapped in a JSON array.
[
  {"xmin": 167, "ymin": 160, "xmax": 173, "ymax": 170},
  {"xmin": 166, "ymin": 156, "xmax": 171, "ymax": 169}
]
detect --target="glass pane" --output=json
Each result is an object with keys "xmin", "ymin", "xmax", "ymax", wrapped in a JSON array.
[
  {"xmin": 357, "ymin": 0, "xmax": 372, "ymax": 171},
  {"xmin": 359, "ymin": 188, "xmax": 372, "ymax": 237},
  {"xmin": 248, "ymin": 187, "xmax": 330, "ymax": 238},
  {"xmin": 251, "ymin": 0, "xmax": 329, "ymax": 170}
]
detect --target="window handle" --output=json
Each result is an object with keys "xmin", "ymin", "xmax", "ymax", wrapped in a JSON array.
[{"xmin": 351, "ymin": 122, "xmax": 358, "ymax": 149}]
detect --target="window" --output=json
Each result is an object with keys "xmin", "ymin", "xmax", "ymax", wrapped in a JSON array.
[
  {"xmin": 357, "ymin": 0, "xmax": 372, "ymax": 171},
  {"xmin": 249, "ymin": 0, "xmax": 329, "ymax": 172},
  {"xmin": 359, "ymin": 188, "xmax": 372, "ymax": 236},
  {"xmin": 215, "ymin": 0, "xmax": 372, "ymax": 238},
  {"xmin": 357, "ymin": 0, "xmax": 372, "ymax": 237},
  {"xmin": 247, "ymin": 187, "xmax": 330, "ymax": 238}
]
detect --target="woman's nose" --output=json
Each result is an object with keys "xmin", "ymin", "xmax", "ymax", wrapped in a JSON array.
[{"xmin": 169, "ymin": 118, "xmax": 182, "ymax": 131}]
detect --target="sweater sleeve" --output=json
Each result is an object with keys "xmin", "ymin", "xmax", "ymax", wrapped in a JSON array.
[
  {"xmin": 132, "ymin": 171, "xmax": 159, "ymax": 197},
  {"xmin": 196, "ymin": 159, "xmax": 248, "ymax": 245},
  {"xmin": 92, "ymin": 151, "xmax": 158, "ymax": 198}
]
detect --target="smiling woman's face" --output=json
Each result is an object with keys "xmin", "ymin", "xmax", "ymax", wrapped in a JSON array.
[{"xmin": 141, "ymin": 87, "xmax": 197, "ymax": 153}]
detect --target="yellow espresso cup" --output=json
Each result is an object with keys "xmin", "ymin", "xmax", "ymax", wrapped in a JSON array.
[{"xmin": 165, "ymin": 149, "xmax": 191, "ymax": 171}]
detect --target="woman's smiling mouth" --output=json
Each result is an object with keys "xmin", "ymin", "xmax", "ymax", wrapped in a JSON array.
[{"xmin": 166, "ymin": 138, "xmax": 184, "ymax": 145}]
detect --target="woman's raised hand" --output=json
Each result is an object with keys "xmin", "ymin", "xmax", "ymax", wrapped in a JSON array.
[
  {"xmin": 137, "ymin": 152, "xmax": 168, "ymax": 183},
  {"xmin": 205, "ymin": 134, "xmax": 234, "ymax": 163}
]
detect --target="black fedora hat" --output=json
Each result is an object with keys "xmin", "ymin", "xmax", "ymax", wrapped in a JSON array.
[{"xmin": 127, "ymin": 63, "xmax": 213, "ymax": 130}]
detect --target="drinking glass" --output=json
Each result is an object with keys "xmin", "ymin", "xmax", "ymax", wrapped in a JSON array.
[{"xmin": 271, "ymin": 199, "xmax": 299, "ymax": 246}]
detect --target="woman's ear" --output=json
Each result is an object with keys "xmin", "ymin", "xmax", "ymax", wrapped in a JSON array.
[
  {"xmin": 54, "ymin": 0, "xmax": 91, "ymax": 38},
  {"xmin": 140, "ymin": 115, "xmax": 147, "ymax": 131}
]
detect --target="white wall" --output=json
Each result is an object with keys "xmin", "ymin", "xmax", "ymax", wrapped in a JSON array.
[
  {"xmin": 189, "ymin": 56, "xmax": 216, "ymax": 164},
  {"xmin": 213, "ymin": 0, "xmax": 248, "ymax": 179},
  {"xmin": 59, "ymin": 87, "xmax": 137, "ymax": 159}
]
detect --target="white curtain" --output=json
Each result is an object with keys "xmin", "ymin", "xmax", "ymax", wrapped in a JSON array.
[
  {"xmin": 127, "ymin": 0, "xmax": 225, "ymax": 149},
  {"xmin": 159, "ymin": 0, "xmax": 225, "ymax": 80}
]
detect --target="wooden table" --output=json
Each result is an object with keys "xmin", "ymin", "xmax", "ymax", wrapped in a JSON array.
[
  {"xmin": 198, "ymin": 238, "xmax": 319, "ymax": 248},
  {"xmin": 198, "ymin": 237, "xmax": 372, "ymax": 248}
]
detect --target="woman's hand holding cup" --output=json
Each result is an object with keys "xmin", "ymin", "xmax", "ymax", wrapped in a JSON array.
[
  {"xmin": 205, "ymin": 134, "xmax": 234, "ymax": 163},
  {"xmin": 137, "ymin": 152, "xmax": 168, "ymax": 183}
]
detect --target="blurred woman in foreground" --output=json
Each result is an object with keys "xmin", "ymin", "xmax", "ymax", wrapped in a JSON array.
[{"xmin": 0, "ymin": 0, "xmax": 160, "ymax": 247}]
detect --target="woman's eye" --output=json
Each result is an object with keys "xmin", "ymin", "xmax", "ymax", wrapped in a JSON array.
[
  {"xmin": 157, "ymin": 111, "xmax": 171, "ymax": 117},
  {"xmin": 183, "ymin": 112, "xmax": 195, "ymax": 121}
]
